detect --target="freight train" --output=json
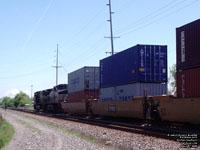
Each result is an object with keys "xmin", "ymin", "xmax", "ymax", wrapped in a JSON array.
[
  {"xmin": 34, "ymin": 88, "xmax": 200, "ymax": 124},
  {"xmin": 33, "ymin": 19, "xmax": 200, "ymax": 124}
]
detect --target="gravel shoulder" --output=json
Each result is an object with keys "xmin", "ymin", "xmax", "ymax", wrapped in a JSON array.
[
  {"xmin": 1, "ymin": 109, "xmax": 199, "ymax": 150},
  {"xmin": 0, "ymin": 109, "xmax": 105, "ymax": 150}
]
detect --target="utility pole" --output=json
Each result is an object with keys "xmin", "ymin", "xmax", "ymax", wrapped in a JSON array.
[
  {"xmin": 52, "ymin": 44, "xmax": 61, "ymax": 86},
  {"xmin": 30, "ymin": 85, "xmax": 34, "ymax": 99},
  {"xmin": 108, "ymin": 0, "xmax": 114, "ymax": 55},
  {"xmin": 105, "ymin": 0, "xmax": 119, "ymax": 55}
]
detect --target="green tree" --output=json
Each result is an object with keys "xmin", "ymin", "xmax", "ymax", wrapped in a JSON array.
[
  {"xmin": 8, "ymin": 98, "xmax": 15, "ymax": 108},
  {"xmin": 168, "ymin": 64, "xmax": 176, "ymax": 95},
  {"xmin": 1, "ymin": 97, "xmax": 14, "ymax": 108},
  {"xmin": 14, "ymin": 92, "xmax": 31, "ymax": 107}
]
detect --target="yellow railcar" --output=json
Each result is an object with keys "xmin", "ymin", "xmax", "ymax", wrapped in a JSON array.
[
  {"xmin": 157, "ymin": 97, "xmax": 200, "ymax": 124},
  {"xmin": 91, "ymin": 97, "xmax": 144, "ymax": 119}
]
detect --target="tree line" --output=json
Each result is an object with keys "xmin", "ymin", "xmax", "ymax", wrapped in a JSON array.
[{"xmin": 0, "ymin": 92, "xmax": 32, "ymax": 108}]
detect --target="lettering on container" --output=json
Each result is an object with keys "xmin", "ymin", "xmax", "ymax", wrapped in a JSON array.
[
  {"xmin": 181, "ymin": 31, "xmax": 185, "ymax": 63},
  {"xmin": 140, "ymin": 49, "xmax": 144, "ymax": 67},
  {"xmin": 139, "ymin": 68, "xmax": 145, "ymax": 72},
  {"xmin": 108, "ymin": 106, "xmax": 116, "ymax": 112}
]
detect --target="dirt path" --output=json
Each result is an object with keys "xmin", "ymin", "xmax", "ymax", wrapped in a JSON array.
[{"xmin": 0, "ymin": 109, "xmax": 105, "ymax": 150}]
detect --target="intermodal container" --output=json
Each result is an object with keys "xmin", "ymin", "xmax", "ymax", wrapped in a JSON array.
[
  {"xmin": 176, "ymin": 19, "xmax": 200, "ymax": 71},
  {"xmin": 100, "ymin": 82, "xmax": 167, "ymax": 101},
  {"xmin": 68, "ymin": 66, "xmax": 99, "ymax": 93},
  {"xmin": 100, "ymin": 44, "xmax": 167, "ymax": 88},
  {"xmin": 68, "ymin": 90, "xmax": 99, "ymax": 102},
  {"xmin": 177, "ymin": 68, "xmax": 200, "ymax": 98}
]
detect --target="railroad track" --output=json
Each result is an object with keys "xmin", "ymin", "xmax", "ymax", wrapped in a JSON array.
[{"xmin": 9, "ymin": 108, "xmax": 200, "ymax": 145}]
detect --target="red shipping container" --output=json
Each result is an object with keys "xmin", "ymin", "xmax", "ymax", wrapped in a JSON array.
[
  {"xmin": 177, "ymin": 68, "xmax": 200, "ymax": 98},
  {"xmin": 176, "ymin": 19, "xmax": 200, "ymax": 71},
  {"xmin": 68, "ymin": 90, "xmax": 99, "ymax": 102}
]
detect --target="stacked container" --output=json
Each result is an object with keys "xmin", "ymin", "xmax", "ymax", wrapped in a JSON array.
[
  {"xmin": 68, "ymin": 66, "xmax": 99, "ymax": 102},
  {"xmin": 176, "ymin": 19, "xmax": 200, "ymax": 98},
  {"xmin": 100, "ymin": 44, "xmax": 168, "ymax": 101}
]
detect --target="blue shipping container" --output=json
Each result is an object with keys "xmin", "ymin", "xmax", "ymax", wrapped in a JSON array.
[{"xmin": 100, "ymin": 44, "xmax": 167, "ymax": 88}]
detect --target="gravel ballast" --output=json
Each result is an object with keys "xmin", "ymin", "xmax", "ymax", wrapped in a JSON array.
[{"xmin": 1, "ymin": 109, "xmax": 199, "ymax": 150}]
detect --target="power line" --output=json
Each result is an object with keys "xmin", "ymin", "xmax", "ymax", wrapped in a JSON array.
[
  {"xmin": 58, "ymin": 6, "xmax": 107, "ymax": 64},
  {"xmin": 116, "ymin": 0, "xmax": 135, "ymax": 15},
  {"xmin": 58, "ymin": 49, "xmax": 64, "ymax": 57},
  {"xmin": 58, "ymin": 21, "xmax": 106, "ymax": 67},
  {"xmin": 0, "ymin": 67, "xmax": 51, "ymax": 79},
  {"xmin": 63, "ymin": 37, "xmax": 106, "ymax": 68},
  {"xmin": 58, "ymin": 61, "xmax": 68, "ymax": 74},
  {"xmin": 65, "ymin": 20, "xmax": 106, "ymax": 55},
  {"xmin": 119, "ymin": 0, "xmax": 200, "ymax": 36},
  {"xmin": 64, "ymin": 39, "xmax": 108, "ymax": 71},
  {"xmin": 70, "ymin": 6, "xmax": 105, "ymax": 39},
  {"xmin": 116, "ymin": 0, "xmax": 187, "ymax": 34},
  {"xmin": 56, "ymin": 48, "xmax": 68, "ymax": 74},
  {"xmin": 60, "ymin": 6, "xmax": 105, "ymax": 49}
]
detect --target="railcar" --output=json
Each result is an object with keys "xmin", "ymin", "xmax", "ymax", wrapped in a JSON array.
[
  {"xmin": 89, "ymin": 96, "xmax": 200, "ymax": 124},
  {"xmin": 33, "ymin": 84, "xmax": 68, "ymax": 112}
]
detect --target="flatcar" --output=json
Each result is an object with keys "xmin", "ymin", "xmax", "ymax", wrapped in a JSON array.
[{"xmin": 60, "ymin": 95, "xmax": 200, "ymax": 124}]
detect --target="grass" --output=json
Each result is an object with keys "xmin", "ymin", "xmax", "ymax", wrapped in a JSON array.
[
  {"xmin": 24, "ymin": 115, "xmax": 98, "ymax": 144},
  {"xmin": 0, "ymin": 117, "xmax": 15, "ymax": 149},
  {"xmin": 45, "ymin": 121, "xmax": 97, "ymax": 144},
  {"xmin": 23, "ymin": 115, "xmax": 117, "ymax": 149},
  {"xmin": 24, "ymin": 115, "xmax": 39, "ymax": 122},
  {"xmin": 17, "ymin": 119, "xmax": 41, "ymax": 135}
]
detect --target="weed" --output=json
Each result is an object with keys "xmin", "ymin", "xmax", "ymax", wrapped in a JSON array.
[
  {"xmin": 0, "ymin": 118, "xmax": 15, "ymax": 149},
  {"xmin": 17, "ymin": 119, "xmax": 42, "ymax": 135}
]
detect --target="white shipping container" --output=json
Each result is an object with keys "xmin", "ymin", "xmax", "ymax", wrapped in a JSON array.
[
  {"xmin": 24, "ymin": 104, "xmax": 30, "ymax": 110},
  {"xmin": 100, "ymin": 83, "xmax": 167, "ymax": 101},
  {"xmin": 68, "ymin": 66, "xmax": 99, "ymax": 93}
]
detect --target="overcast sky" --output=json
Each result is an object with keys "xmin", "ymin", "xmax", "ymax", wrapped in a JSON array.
[{"xmin": 0, "ymin": 0, "xmax": 199, "ymax": 98}]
